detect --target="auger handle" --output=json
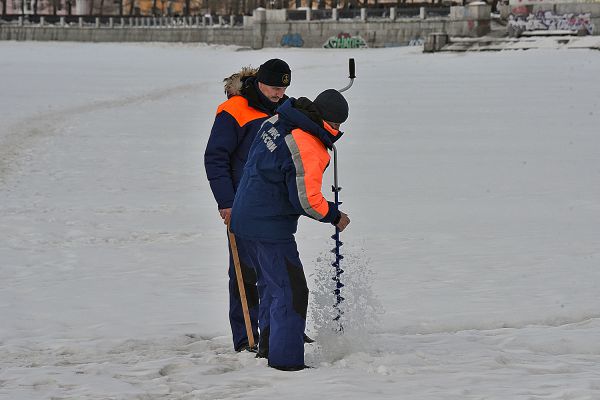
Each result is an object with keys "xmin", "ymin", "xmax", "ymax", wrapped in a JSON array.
[{"xmin": 339, "ymin": 58, "xmax": 356, "ymax": 93}]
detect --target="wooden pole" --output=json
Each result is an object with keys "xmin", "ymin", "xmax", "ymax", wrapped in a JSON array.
[{"xmin": 227, "ymin": 225, "xmax": 256, "ymax": 349}]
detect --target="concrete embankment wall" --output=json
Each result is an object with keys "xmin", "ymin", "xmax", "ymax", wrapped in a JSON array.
[
  {"xmin": 0, "ymin": 5, "xmax": 491, "ymax": 47},
  {"xmin": 257, "ymin": 18, "xmax": 489, "ymax": 48},
  {"xmin": 255, "ymin": 5, "xmax": 490, "ymax": 48},
  {"xmin": 0, "ymin": 25, "xmax": 253, "ymax": 45},
  {"xmin": 250, "ymin": 5, "xmax": 490, "ymax": 47}
]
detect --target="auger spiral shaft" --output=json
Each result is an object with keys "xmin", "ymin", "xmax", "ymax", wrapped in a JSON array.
[{"xmin": 330, "ymin": 58, "xmax": 355, "ymax": 333}]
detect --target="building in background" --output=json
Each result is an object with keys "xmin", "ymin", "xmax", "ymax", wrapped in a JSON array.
[
  {"xmin": 4, "ymin": 0, "xmax": 72, "ymax": 15},
  {"xmin": 1, "ymin": 0, "xmax": 457, "ymax": 16},
  {"xmin": 1, "ymin": 0, "xmax": 253, "ymax": 15}
]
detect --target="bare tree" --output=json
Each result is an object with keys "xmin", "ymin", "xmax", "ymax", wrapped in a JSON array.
[
  {"xmin": 99, "ymin": 0, "xmax": 105, "ymax": 15},
  {"xmin": 129, "ymin": 0, "xmax": 135, "ymax": 15},
  {"xmin": 203, "ymin": 0, "xmax": 265, "ymax": 14},
  {"xmin": 246, "ymin": 0, "xmax": 255, "ymax": 14},
  {"xmin": 231, "ymin": 0, "xmax": 240, "ymax": 14},
  {"xmin": 32, "ymin": 0, "xmax": 38, "ymax": 15}
]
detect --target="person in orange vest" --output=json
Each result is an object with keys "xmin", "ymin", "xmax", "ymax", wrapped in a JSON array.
[
  {"xmin": 204, "ymin": 59, "xmax": 291, "ymax": 352},
  {"xmin": 231, "ymin": 89, "xmax": 351, "ymax": 370}
]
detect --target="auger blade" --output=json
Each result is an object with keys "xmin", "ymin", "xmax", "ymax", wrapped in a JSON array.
[{"xmin": 330, "ymin": 237, "xmax": 344, "ymax": 245}]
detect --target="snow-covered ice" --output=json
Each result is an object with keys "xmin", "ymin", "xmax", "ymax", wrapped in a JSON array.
[{"xmin": 1, "ymin": 42, "xmax": 600, "ymax": 399}]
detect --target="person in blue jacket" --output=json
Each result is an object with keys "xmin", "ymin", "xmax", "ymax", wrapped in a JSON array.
[
  {"xmin": 231, "ymin": 89, "xmax": 351, "ymax": 370},
  {"xmin": 204, "ymin": 59, "xmax": 291, "ymax": 352}
]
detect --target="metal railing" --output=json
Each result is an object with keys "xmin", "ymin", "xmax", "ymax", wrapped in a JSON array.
[
  {"xmin": 0, "ymin": 6, "xmax": 453, "ymax": 26},
  {"xmin": 337, "ymin": 9, "xmax": 361, "ymax": 19},
  {"xmin": 287, "ymin": 10, "xmax": 307, "ymax": 21},
  {"xmin": 394, "ymin": 8, "xmax": 421, "ymax": 18},
  {"xmin": 426, "ymin": 6, "xmax": 451, "ymax": 17},
  {"xmin": 272, "ymin": 6, "xmax": 450, "ymax": 22},
  {"xmin": 0, "ymin": 14, "xmax": 248, "ymax": 27},
  {"xmin": 310, "ymin": 9, "xmax": 333, "ymax": 20}
]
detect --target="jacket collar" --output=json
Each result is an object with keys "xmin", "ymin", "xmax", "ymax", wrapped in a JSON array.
[
  {"xmin": 241, "ymin": 77, "xmax": 288, "ymax": 116},
  {"xmin": 277, "ymin": 98, "xmax": 343, "ymax": 149}
]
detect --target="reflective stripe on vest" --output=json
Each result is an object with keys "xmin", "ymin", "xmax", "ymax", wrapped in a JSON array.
[{"xmin": 285, "ymin": 128, "xmax": 331, "ymax": 220}]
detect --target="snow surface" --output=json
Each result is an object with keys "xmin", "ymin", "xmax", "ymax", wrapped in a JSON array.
[{"xmin": 1, "ymin": 41, "xmax": 600, "ymax": 399}]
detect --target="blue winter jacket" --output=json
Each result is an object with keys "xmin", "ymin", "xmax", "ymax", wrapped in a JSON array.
[
  {"xmin": 231, "ymin": 98, "xmax": 343, "ymax": 241},
  {"xmin": 204, "ymin": 78, "xmax": 283, "ymax": 209}
]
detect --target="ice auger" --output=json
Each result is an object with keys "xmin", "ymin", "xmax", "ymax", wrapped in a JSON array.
[{"xmin": 331, "ymin": 58, "xmax": 355, "ymax": 332}]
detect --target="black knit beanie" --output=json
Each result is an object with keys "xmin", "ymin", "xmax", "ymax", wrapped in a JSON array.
[
  {"xmin": 256, "ymin": 59, "xmax": 291, "ymax": 87},
  {"xmin": 313, "ymin": 89, "xmax": 349, "ymax": 124}
]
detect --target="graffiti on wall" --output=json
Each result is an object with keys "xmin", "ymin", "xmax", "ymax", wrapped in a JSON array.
[
  {"xmin": 323, "ymin": 33, "xmax": 368, "ymax": 49},
  {"xmin": 408, "ymin": 38, "xmax": 424, "ymax": 46},
  {"xmin": 507, "ymin": 11, "xmax": 594, "ymax": 37},
  {"xmin": 281, "ymin": 33, "xmax": 304, "ymax": 48}
]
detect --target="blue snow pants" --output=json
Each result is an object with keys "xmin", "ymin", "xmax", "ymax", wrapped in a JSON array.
[
  {"xmin": 227, "ymin": 233, "xmax": 260, "ymax": 351},
  {"xmin": 244, "ymin": 238, "xmax": 309, "ymax": 368}
]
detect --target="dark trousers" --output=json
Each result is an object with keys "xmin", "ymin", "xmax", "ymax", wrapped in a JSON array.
[
  {"xmin": 227, "ymin": 233, "xmax": 260, "ymax": 351},
  {"xmin": 244, "ymin": 238, "xmax": 309, "ymax": 368}
]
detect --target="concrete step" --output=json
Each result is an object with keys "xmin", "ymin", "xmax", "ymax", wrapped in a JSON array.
[
  {"xmin": 437, "ymin": 35, "xmax": 600, "ymax": 52},
  {"xmin": 520, "ymin": 30, "xmax": 578, "ymax": 36}
]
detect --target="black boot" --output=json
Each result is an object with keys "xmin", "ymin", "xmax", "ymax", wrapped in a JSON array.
[
  {"xmin": 235, "ymin": 341, "xmax": 257, "ymax": 353},
  {"xmin": 257, "ymin": 333, "xmax": 312, "ymax": 358},
  {"xmin": 255, "ymin": 347, "xmax": 268, "ymax": 359},
  {"xmin": 256, "ymin": 326, "xmax": 270, "ymax": 359},
  {"xmin": 268, "ymin": 363, "xmax": 311, "ymax": 371},
  {"xmin": 303, "ymin": 333, "xmax": 315, "ymax": 343}
]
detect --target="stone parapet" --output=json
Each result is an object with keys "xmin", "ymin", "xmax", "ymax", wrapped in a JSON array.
[{"xmin": 0, "ymin": 6, "xmax": 494, "ymax": 47}]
